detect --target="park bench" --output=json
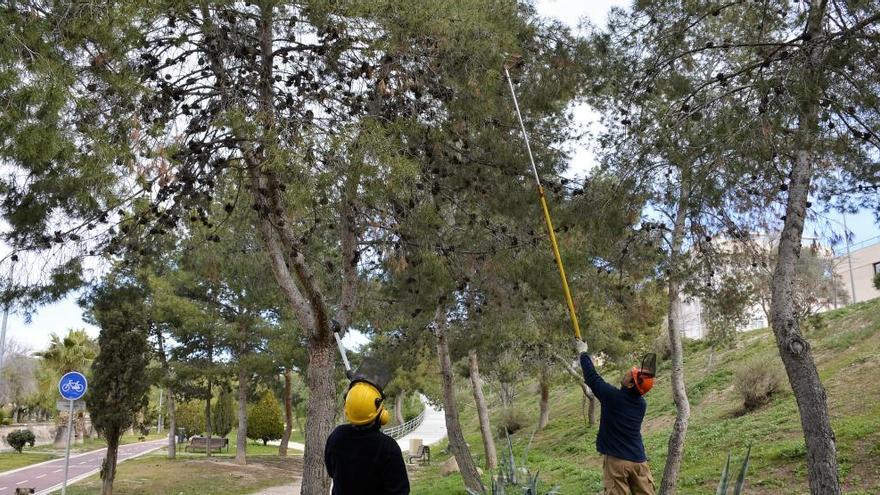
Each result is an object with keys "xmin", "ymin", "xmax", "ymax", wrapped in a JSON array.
[
  {"xmin": 184, "ymin": 436, "xmax": 229, "ymax": 453},
  {"xmin": 407, "ymin": 444, "xmax": 430, "ymax": 465}
]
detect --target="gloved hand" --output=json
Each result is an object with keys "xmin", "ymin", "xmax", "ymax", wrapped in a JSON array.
[{"xmin": 574, "ymin": 339, "xmax": 589, "ymax": 355}]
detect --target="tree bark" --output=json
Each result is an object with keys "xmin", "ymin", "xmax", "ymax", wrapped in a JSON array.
[
  {"xmin": 236, "ymin": 366, "xmax": 248, "ymax": 465},
  {"xmin": 153, "ymin": 322, "xmax": 175, "ymax": 459},
  {"xmin": 166, "ymin": 389, "xmax": 176, "ymax": 459},
  {"xmin": 394, "ymin": 393, "xmax": 405, "ymax": 426},
  {"xmin": 660, "ymin": 176, "xmax": 692, "ymax": 495},
  {"xmin": 279, "ymin": 368, "xmax": 293, "ymax": 457},
  {"xmin": 538, "ymin": 366, "xmax": 551, "ymax": 431},
  {"xmin": 205, "ymin": 379, "xmax": 213, "ymax": 458},
  {"xmin": 435, "ymin": 309, "xmax": 484, "ymax": 494},
  {"xmin": 468, "ymin": 350, "xmax": 497, "ymax": 471},
  {"xmin": 100, "ymin": 433, "xmax": 120, "ymax": 495},
  {"xmin": 301, "ymin": 339, "xmax": 336, "ymax": 495},
  {"xmin": 769, "ymin": 4, "xmax": 840, "ymax": 493}
]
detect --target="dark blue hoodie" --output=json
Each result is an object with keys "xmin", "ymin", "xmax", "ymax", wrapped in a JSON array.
[{"xmin": 580, "ymin": 352, "xmax": 648, "ymax": 463}]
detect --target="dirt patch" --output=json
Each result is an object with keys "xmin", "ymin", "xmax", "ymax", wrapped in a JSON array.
[{"xmin": 643, "ymin": 413, "xmax": 675, "ymax": 432}]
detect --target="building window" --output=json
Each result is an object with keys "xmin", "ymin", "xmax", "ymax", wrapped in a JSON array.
[{"xmin": 874, "ymin": 261, "xmax": 880, "ymax": 275}]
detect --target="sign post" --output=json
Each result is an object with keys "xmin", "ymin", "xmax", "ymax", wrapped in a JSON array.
[{"xmin": 58, "ymin": 371, "xmax": 88, "ymax": 495}]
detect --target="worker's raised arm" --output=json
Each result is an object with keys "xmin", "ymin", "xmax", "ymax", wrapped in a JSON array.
[{"xmin": 578, "ymin": 347, "xmax": 616, "ymax": 401}]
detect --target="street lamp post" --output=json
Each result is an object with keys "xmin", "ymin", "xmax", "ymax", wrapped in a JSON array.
[{"xmin": 841, "ymin": 212, "xmax": 858, "ymax": 304}]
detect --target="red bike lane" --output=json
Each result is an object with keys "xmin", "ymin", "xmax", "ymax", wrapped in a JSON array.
[{"xmin": 0, "ymin": 439, "xmax": 165, "ymax": 494}]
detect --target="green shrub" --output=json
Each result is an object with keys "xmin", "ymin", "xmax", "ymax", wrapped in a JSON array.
[
  {"xmin": 212, "ymin": 387, "xmax": 235, "ymax": 438},
  {"xmin": 175, "ymin": 400, "xmax": 206, "ymax": 437},
  {"xmin": 401, "ymin": 394, "xmax": 423, "ymax": 422},
  {"xmin": 496, "ymin": 408, "xmax": 527, "ymax": 437},
  {"xmin": 873, "ymin": 272, "xmax": 880, "ymax": 291},
  {"xmin": 6, "ymin": 429, "xmax": 36, "ymax": 453},
  {"xmin": 247, "ymin": 391, "xmax": 283, "ymax": 446},
  {"xmin": 734, "ymin": 357, "xmax": 785, "ymax": 411}
]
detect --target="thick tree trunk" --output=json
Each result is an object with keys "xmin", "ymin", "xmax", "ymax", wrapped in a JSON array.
[
  {"xmin": 279, "ymin": 369, "xmax": 293, "ymax": 457},
  {"xmin": 236, "ymin": 367, "xmax": 248, "ymax": 465},
  {"xmin": 436, "ymin": 317, "xmax": 484, "ymax": 494},
  {"xmin": 301, "ymin": 339, "xmax": 336, "ymax": 495},
  {"xmin": 167, "ymin": 390, "xmax": 176, "ymax": 459},
  {"xmin": 468, "ymin": 350, "xmax": 497, "ymax": 471},
  {"xmin": 100, "ymin": 433, "xmax": 120, "ymax": 495},
  {"xmin": 394, "ymin": 393, "xmax": 405, "ymax": 426},
  {"xmin": 538, "ymin": 366, "xmax": 551, "ymax": 431},
  {"xmin": 769, "ymin": 3, "xmax": 840, "ymax": 494},
  {"xmin": 660, "ymin": 178, "xmax": 692, "ymax": 495}
]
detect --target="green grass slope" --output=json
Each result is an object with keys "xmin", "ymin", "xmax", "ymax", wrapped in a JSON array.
[{"xmin": 410, "ymin": 299, "xmax": 880, "ymax": 495}]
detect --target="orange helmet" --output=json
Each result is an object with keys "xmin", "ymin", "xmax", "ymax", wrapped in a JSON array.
[
  {"xmin": 631, "ymin": 353, "xmax": 657, "ymax": 395},
  {"xmin": 631, "ymin": 367, "xmax": 654, "ymax": 395}
]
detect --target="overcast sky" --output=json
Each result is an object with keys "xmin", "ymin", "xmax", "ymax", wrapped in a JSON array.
[{"xmin": 3, "ymin": 0, "xmax": 878, "ymax": 354}]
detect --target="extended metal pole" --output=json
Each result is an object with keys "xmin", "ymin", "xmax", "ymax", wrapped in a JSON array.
[
  {"xmin": 334, "ymin": 332, "xmax": 351, "ymax": 372},
  {"xmin": 503, "ymin": 66, "xmax": 582, "ymax": 340},
  {"xmin": 62, "ymin": 399, "xmax": 74, "ymax": 495}
]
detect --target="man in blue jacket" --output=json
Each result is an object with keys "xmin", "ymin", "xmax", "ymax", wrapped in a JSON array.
[{"xmin": 577, "ymin": 339, "xmax": 656, "ymax": 495}]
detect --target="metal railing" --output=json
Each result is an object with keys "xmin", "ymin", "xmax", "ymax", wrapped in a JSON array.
[{"xmin": 382, "ymin": 407, "xmax": 426, "ymax": 440}]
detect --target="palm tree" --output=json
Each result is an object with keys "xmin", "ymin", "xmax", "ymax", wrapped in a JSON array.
[
  {"xmin": 36, "ymin": 329, "xmax": 98, "ymax": 444},
  {"xmin": 37, "ymin": 329, "xmax": 98, "ymax": 375}
]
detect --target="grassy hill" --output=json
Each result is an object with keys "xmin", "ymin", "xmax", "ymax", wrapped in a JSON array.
[{"xmin": 409, "ymin": 298, "xmax": 880, "ymax": 494}]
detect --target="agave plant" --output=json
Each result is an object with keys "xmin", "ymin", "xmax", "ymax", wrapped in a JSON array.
[
  {"xmin": 482, "ymin": 432, "xmax": 559, "ymax": 495},
  {"xmin": 716, "ymin": 446, "xmax": 752, "ymax": 495}
]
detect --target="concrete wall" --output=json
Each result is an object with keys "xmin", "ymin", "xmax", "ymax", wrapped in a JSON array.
[
  {"xmin": 835, "ymin": 240, "xmax": 880, "ymax": 304},
  {"xmin": 0, "ymin": 423, "xmax": 58, "ymax": 451}
]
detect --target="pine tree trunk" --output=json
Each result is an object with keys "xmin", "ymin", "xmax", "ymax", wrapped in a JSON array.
[
  {"xmin": 468, "ymin": 350, "xmax": 497, "ymax": 470},
  {"xmin": 100, "ymin": 433, "xmax": 120, "ymax": 495},
  {"xmin": 279, "ymin": 369, "xmax": 293, "ymax": 457},
  {"xmin": 236, "ymin": 366, "xmax": 248, "ymax": 465},
  {"xmin": 769, "ymin": 3, "xmax": 840, "ymax": 494},
  {"xmin": 538, "ymin": 366, "xmax": 551, "ymax": 431},
  {"xmin": 167, "ymin": 390, "xmax": 176, "ymax": 459},
  {"xmin": 394, "ymin": 393, "xmax": 405, "ymax": 426},
  {"xmin": 436, "ymin": 318, "xmax": 484, "ymax": 494},
  {"xmin": 302, "ymin": 339, "xmax": 336, "ymax": 495},
  {"xmin": 660, "ymin": 177, "xmax": 692, "ymax": 495},
  {"xmin": 205, "ymin": 380, "xmax": 213, "ymax": 458}
]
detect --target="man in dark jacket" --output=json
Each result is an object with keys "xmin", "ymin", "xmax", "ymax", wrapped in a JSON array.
[
  {"xmin": 324, "ymin": 377, "xmax": 410, "ymax": 494},
  {"xmin": 577, "ymin": 339, "xmax": 656, "ymax": 495}
]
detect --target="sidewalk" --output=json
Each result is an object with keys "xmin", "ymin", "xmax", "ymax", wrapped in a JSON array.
[{"xmin": 396, "ymin": 395, "xmax": 447, "ymax": 452}]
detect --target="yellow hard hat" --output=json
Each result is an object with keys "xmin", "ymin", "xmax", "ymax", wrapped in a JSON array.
[{"xmin": 344, "ymin": 381, "xmax": 390, "ymax": 426}]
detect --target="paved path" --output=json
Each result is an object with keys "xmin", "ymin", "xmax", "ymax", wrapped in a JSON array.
[
  {"xmin": 0, "ymin": 439, "xmax": 166, "ymax": 495},
  {"xmin": 397, "ymin": 395, "xmax": 447, "ymax": 452}
]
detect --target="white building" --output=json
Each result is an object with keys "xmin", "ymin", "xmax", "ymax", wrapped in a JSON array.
[
  {"xmin": 834, "ymin": 236, "xmax": 880, "ymax": 304},
  {"xmin": 677, "ymin": 233, "xmax": 839, "ymax": 340}
]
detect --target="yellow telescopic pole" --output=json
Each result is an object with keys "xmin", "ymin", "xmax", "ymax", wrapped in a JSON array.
[{"xmin": 504, "ymin": 66, "xmax": 582, "ymax": 341}]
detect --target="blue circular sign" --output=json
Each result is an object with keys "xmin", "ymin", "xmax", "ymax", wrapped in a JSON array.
[{"xmin": 58, "ymin": 371, "xmax": 88, "ymax": 401}]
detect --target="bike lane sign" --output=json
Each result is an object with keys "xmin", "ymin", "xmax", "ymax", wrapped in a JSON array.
[{"xmin": 59, "ymin": 371, "xmax": 88, "ymax": 401}]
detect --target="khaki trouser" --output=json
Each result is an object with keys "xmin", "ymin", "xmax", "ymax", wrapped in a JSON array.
[{"xmin": 603, "ymin": 455, "xmax": 655, "ymax": 495}]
